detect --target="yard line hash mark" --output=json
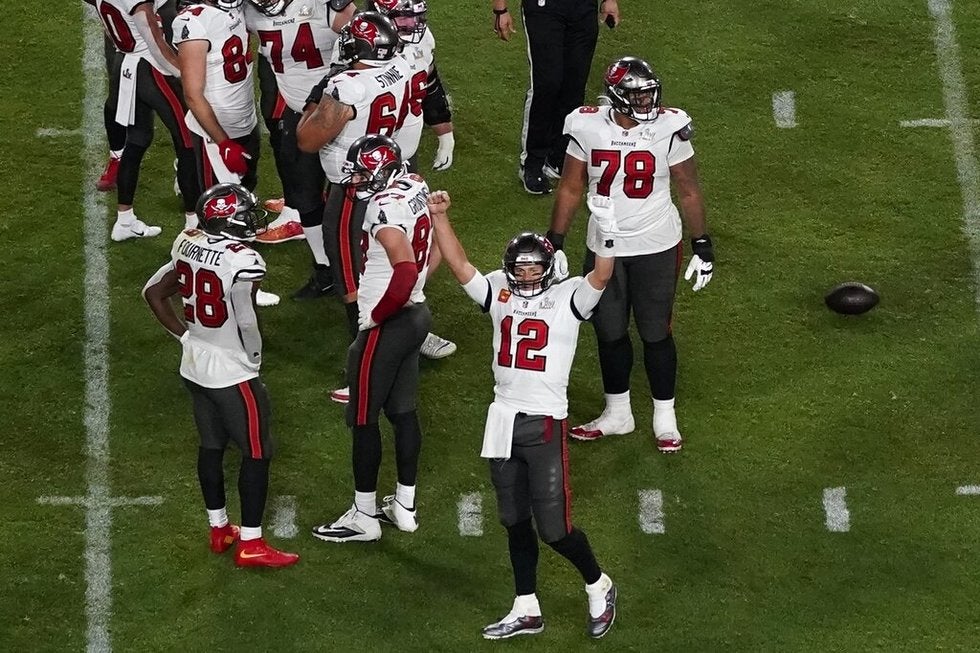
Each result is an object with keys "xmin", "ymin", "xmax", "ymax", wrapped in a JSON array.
[
  {"xmin": 956, "ymin": 485, "xmax": 980, "ymax": 495},
  {"xmin": 36, "ymin": 127, "xmax": 83, "ymax": 138},
  {"xmin": 900, "ymin": 118, "xmax": 980, "ymax": 128},
  {"xmin": 271, "ymin": 495, "xmax": 299, "ymax": 538},
  {"xmin": 638, "ymin": 489, "xmax": 665, "ymax": 534},
  {"xmin": 772, "ymin": 91, "xmax": 797, "ymax": 128},
  {"xmin": 926, "ymin": 0, "xmax": 980, "ymax": 309},
  {"xmin": 823, "ymin": 487, "xmax": 850, "ymax": 532},
  {"xmin": 457, "ymin": 492, "xmax": 483, "ymax": 537}
]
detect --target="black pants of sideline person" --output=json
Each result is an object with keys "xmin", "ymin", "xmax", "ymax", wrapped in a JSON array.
[{"xmin": 520, "ymin": 0, "xmax": 599, "ymax": 174}]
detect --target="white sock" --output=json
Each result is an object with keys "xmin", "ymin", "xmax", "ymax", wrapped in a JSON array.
[
  {"xmin": 303, "ymin": 226, "xmax": 330, "ymax": 266},
  {"xmin": 109, "ymin": 149, "xmax": 123, "ymax": 160},
  {"xmin": 206, "ymin": 507, "xmax": 228, "ymax": 528},
  {"xmin": 513, "ymin": 593, "xmax": 541, "ymax": 617},
  {"xmin": 184, "ymin": 212, "xmax": 198, "ymax": 229},
  {"xmin": 354, "ymin": 491, "xmax": 377, "ymax": 516},
  {"xmin": 116, "ymin": 208, "xmax": 135, "ymax": 226},
  {"xmin": 585, "ymin": 573, "xmax": 613, "ymax": 618},
  {"xmin": 395, "ymin": 483, "xmax": 415, "ymax": 509},
  {"xmin": 653, "ymin": 397, "xmax": 677, "ymax": 436},
  {"xmin": 240, "ymin": 526, "xmax": 262, "ymax": 542},
  {"xmin": 604, "ymin": 391, "xmax": 631, "ymax": 415},
  {"xmin": 280, "ymin": 206, "xmax": 300, "ymax": 222}
]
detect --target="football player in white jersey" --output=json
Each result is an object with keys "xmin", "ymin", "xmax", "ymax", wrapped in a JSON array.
[
  {"xmin": 369, "ymin": 0, "xmax": 456, "ymax": 171},
  {"xmin": 246, "ymin": 0, "xmax": 355, "ymax": 295},
  {"xmin": 142, "ymin": 182, "xmax": 299, "ymax": 568},
  {"xmin": 427, "ymin": 190, "xmax": 618, "ymax": 640},
  {"xmin": 94, "ymin": 0, "xmax": 201, "ymax": 241},
  {"xmin": 548, "ymin": 56, "xmax": 714, "ymax": 453},
  {"xmin": 312, "ymin": 135, "xmax": 433, "ymax": 543}
]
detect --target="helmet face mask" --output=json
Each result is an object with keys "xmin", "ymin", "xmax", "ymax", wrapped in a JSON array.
[
  {"xmin": 604, "ymin": 56, "xmax": 662, "ymax": 123},
  {"xmin": 371, "ymin": 0, "xmax": 428, "ymax": 44},
  {"xmin": 247, "ymin": 0, "xmax": 291, "ymax": 16},
  {"xmin": 214, "ymin": 0, "xmax": 245, "ymax": 11},
  {"xmin": 341, "ymin": 134, "xmax": 403, "ymax": 200},
  {"xmin": 502, "ymin": 233, "xmax": 556, "ymax": 298},
  {"xmin": 195, "ymin": 183, "xmax": 269, "ymax": 241},
  {"xmin": 338, "ymin": 11, "xmax": 403, "ymax": 64}
]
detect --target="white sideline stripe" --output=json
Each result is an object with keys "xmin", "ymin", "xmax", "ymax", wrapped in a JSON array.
[
  {"xmin": 899, "ymin": 118, "xmax": 980, "ymax": 128},
  {"xmin": 822, "ymin": 487, "xmax": 850, "ymax": 532},
  {"xmin": 927, "ymin": 0, "xmax": 980, "ymax": 309},
  {"xmin": 271, "ymin": 495, "xmax": 299, "ymax": 539},
  {"xmin": 81, "ymin": 10, "xmax": 113, "ymax": 653},
  {"xmin": 638, "ymin": 489, "xmax": 665, "ymax": 534},
  {"xmin": 36, "ymin": 127, "xmax": 83, "ymax": 138},
  {"xmin": 772, "ymin": 91, "xmax": 797, "ymax": 128},
  {"xmin": 956, "ymin": 485, "xmax": 980, "ymax": 495},
  {"xmin": 457, "ymin": 492, "xmax": 483, "ymax": 537},
  {"xmin": 38, "ymin": 496, "xmax": 163, "ymax": 507}
]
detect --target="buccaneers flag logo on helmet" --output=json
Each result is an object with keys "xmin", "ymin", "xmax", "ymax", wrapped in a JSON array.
[
  {"xmin": 359, "ymin": 145, "xmax": 399, "ymax": 172},
  {"xmin": 202, "ymin": 192, "xmax": 238, "ymax": 220},
  {"xmin": 604, "ymin": 61, "xmax": 630, "ymax": 86},
  {"xmin": 351, "ymin": 18, "xmax": 380, "ymax": 47},
  {"xmin": 374, "ymin": 0, "xmax": 400, "ymax": 9}
]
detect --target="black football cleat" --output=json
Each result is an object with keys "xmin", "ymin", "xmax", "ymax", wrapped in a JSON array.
[
  {"xmin": 586, "ymin": 583, "xmax": 617, "ymax": 638},
  {"xmin": 518, "ymin": 166, "xmax": 552, "ymax": 195},
  {"xmin": 292, "ymin": 264, "xmax": 334, "ymax": 300},
  {"xmin": 482, "ymin": 613, "xmax": 544, "ymax": 640}
]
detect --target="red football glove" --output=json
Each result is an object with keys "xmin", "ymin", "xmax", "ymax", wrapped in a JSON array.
[{"xmin": 217, "ymin": 139, "xmax": 250, "ymax": 176}]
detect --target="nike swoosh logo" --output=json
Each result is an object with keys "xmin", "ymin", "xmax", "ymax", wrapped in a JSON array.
[{"xmin": 237, "ymin": 551, "xmax": 267, "ymax": 559}]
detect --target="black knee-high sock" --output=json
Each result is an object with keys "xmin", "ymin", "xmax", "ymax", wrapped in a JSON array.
[
  {"xmin": 643, "ymin": 335, "xmax": 678, "ymax": 400},
  {"xmin": 116, "ymin": 142, "xmax": 149, "ymax": 206},
  {"xmin": 344, "ymin": 302, "xmax": 359, "ymax": 340},
  {"xmin": 197, "ymin": 447, "xmax": 226, "ymax": 510},
  {"xmin": 597, "ymin": 336, "xmax": 633, "ymax": 394},
  {"xmin": 300, "ymin": 204, "xmax": 325, "ymax": 228},
  {"xmin": 176, "ymin": 147, "xmax": 201, "ymax": 213},
  {"xmin": 547, "ymin": 527, "xmax": 601, "ymax": 585},
  {"xmin": 238, "ymin": 457, "xmax": 270, "ymax": 529},
  {"xmin": 507, "ymin": 519, "xmax": 539, "ymax": 596},
  {"xmin": 387, "ymin": 410, "xmax": 422, "ymax": 490},
  {"xmin": 352, "ymin": 423, "xmax": 382, "ymax": 493},
  {"xmin": 104, "ymin": 101, "xmax": 127, "ymax": 152}
]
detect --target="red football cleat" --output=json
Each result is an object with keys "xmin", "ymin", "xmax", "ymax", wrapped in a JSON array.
[
  {"xmin": 256, "ymin": 219, "xmax": 304, "ymax": 244},
  {"xmin": 210, "ymin": 523, "xmax": 240, "ymax": 554},
  {"xmin": 234, "ymin": 538, "xmax": 300, "ymax": 568},
  {"xmin": 262, "ymin": 197, "xmax": 285, "ymax": 212},
  {"xmin": 96, "ymin": 156, "xmax": 120, "ymax": 192}
]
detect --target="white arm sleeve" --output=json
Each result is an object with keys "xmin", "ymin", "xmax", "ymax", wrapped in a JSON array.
[
  {"xmin": 570, "ymin": 279, "xmax": 605, "ymax": 321},
  {"xmin": 229, "ymin": 282, "xmax": 262, "ymax": 367},
  {"xmin": 462, "ymin": 270, "xmax": 492, "ymax": 311}
]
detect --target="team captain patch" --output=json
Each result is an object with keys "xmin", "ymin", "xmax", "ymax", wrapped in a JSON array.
[{"xmin": 498, "ymin": 288, "xmax": 511, "ymax": 302}]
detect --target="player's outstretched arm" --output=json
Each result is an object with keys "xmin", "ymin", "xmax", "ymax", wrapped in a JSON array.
[
  {"xmin": 428, "ymin": 191, "xmax": 477, "ymax": 285},
  {"xmin": 548, "ymin": 155, "xmax": 588, "ymax": 250},
  {"xmin": 142, "ymin": 264, "xmax": 186, "ymax": 340}
]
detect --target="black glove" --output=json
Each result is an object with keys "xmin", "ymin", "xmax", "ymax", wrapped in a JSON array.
[
  {"xmin": 545, "ymin": 229, "xmax": 565, "ymax": 252},
  {"xmin": 691, "ymin": 234, "xmax": 714, "ymax": 262},
  {"xmin": 304, "ymin": 64, "xmax": 349, "ymax": 107}
]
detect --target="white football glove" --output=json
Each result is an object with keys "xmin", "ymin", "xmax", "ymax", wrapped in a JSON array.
[
  {"xmin": 432, "ymin": 133, "xmax": 455, "ymax": 171},
  {"xmin": 359, "ymin": 312, "xmax": 378, "ymax": 331},
  {"xmin": 552, "ymin": 249, "xmax": 569, "ymax": 282},
  {"xmin": 684, "ymin": 235, "xmax": 715, "ymax": 292},
  {"xmin": 586, "ymin": 194, "xmax": 618, "ymax": 253}
]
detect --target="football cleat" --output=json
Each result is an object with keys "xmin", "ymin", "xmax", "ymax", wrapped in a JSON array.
[
  {"xmin": 172, "ymin": 158, "xmax": 180, "ymax": 196},
  {"xmin": 420, "ymin": 332, "xmax": 456, "ymax": 359},
  {"xmin": 379, "ymin": 495, "xmax": 418, "ymax": 533},
  {"xmin": 111, "ymin": 218, "xmax": 162, "ymax": 242},
  {"xmin": 256, "ymin": 289, "xmax": 281, "ymax": 307},
  {"xmin": 542, "ymin": 161, "xmax": 562, "ymax": 181},
  {"xmin": 586, "ymin": 582, "xmax": 617, "ymax": 639},
  {"xmin": 233, "ymin": 537, "xmax": 300, "ymax": 568},
  {"xmin": 482, "ymin": 612, "xmax": 545, "ymax": 640},
  {"xmin": 311, "ymin": 505, "xmax": 381, "ymax": 543},
  {"xmin": 292, "ymin": 264, "xmax": 335, "ymax": 300},
  {"xmin": 96, "ymin": 156, "xmax": 120, "ymax": 192},
  {"xmin": 569, "ymin": 411, "xmax": 635, "ymax": 441},
  {"xmin": 255, "ymin": 220, "xmax": 304, "ymax": 244},
  {"xmin": 518, "ymin": 166, "xmax": 551, "ymax": 195},
  {"xmin": 655, "ymin": 430, "xmax": 683, "ymax": 453},
  {"xmin": 329, "ymin": 386, "xmax": 350, "ymax": 404},
  {"xmin": 209, "ymin": 523, "xmax": 240, "ymax": 554},
  {"xmin": 262, "ymin": 197, "xmax": 285, "ymax": 213}
]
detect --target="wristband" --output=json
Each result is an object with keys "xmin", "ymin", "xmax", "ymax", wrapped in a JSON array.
[
  {"xmin": 493, "ymin": 7, "xmax": 508, "ymax": 14},
  {"xmin": 545, "ymin": 230, "xmax": 565, "ymax": 252}
]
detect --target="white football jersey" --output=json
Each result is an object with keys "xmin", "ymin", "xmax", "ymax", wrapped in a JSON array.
[
  {"xmin": 358, "ymin": 172, "xmax": 432, "ymax": 327},
  {"xmin": 169, "ymin": 229, "xmax": 266, "ymax": 388},
  {"xmin": 95, "ymin": 0, "xmax": 172, "ymax": 70},
  {"xmin": 564, "ymin": 105, "xmax": 695, "ymax": 256},
  {"xmin": 172, "ymin": 4, "xmax": 257, "ymax": 139},
  {"xmin": 245, "ymin": 1, "xmax": 342, "ymax": 113},
  {"xmin": 472, "ymin": 272, "xmax": 592, "ymax": 419},
  {"xmin": 318, "ymin": 56, "xmax": 416, "ymax": 182},
  {"xmin": 393, "ymin": 28, "xmax": 433, "ymax": 159}
]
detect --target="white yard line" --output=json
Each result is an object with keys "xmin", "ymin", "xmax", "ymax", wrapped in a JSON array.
[
  {"xmin": 955, "ymin": 485, "xmax": 980, "ymax": 495},
  {"xmin": 772, "ymin": 91, "xmax": 797, "ymax": 128},
  {"xmin": 271, "ymin": 495, "xmax": 299, "ymax": 538},
  {"xmin": 36, "ymin": 127, "xmax": 83, "ymax": 138},
  {"xmin": 638, "ymin": 489, "xmax": 665, "ymax": 534},
  {"xmin": 38, "ymin": 496, "xmax": 163, "ymax": 507},
  {"xmin": 927, "ymin": 0, "xmax": 980, "ymax": 308},
  {"xmin": 822, "ymin": 487, "xmax": 850, "ymax": 532},
  {"xmin": 457, "ymin": 492, "xmax": 483, "ymax": 537},
  {"xmin": 899, "ymin": 118, "xmax": 980, "ymax": 128}
]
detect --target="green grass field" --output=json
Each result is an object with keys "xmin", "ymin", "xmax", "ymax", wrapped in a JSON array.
[{"xmin": 3, "ymin": 1, "xmax": 980, "ymax": 650}]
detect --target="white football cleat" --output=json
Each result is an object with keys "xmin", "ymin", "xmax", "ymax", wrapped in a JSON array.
[
  {"xmin": 569, "ymin": 411, "xmax": 635, "ymax": 442},
  {"xmin": 311, "ymin": 505, "xmax": 381, "ymax": 543},
  {"xmin": 329, "ymin": 386, "xmax": 350, "ymax": 404},
  {"xmin": 111, "ymin": 218, "xmax": 162, "ymax": 242},
  {"xmin": 420, "ymin": 332, "xmax": 456, "ymax": 360},
  {"xmin": 379, "ymin": 495, "xmax": 418, "ymax": 533},
  {"xmin": 255, "ymin": 289, "xmax": 280, "ymax": 307}
]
